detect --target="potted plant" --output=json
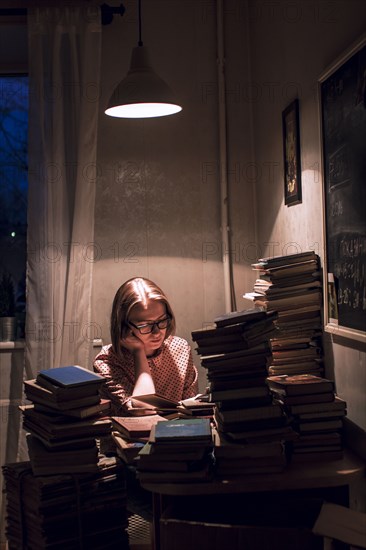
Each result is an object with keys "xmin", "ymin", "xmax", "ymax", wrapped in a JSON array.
[{"xmin": 0, "ymin": 271, "xmax": 16, "ymax": 341}]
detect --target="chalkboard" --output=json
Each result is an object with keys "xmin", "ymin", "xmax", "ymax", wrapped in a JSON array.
[{"xmin": 320, "ymin": 35, "xmax": 366, "ymax": 341}]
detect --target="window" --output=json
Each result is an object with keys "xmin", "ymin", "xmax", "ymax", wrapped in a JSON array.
[{"xmin": 0, "ymin": 75, "xmax": 28, "ymax": 336}]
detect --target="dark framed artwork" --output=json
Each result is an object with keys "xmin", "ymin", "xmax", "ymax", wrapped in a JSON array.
[
  {"xmin": 282, "ymin": 98, "xmax": 302, "ymax": 206},
  {"xmin": 319, "ymin": 34, "xmax": 366, "ymax": 343}
]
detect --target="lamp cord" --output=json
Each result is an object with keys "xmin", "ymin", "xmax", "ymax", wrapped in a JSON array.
[{"xmin": 138, "ymin": 0, "xmax": 143, "ymax": 46}]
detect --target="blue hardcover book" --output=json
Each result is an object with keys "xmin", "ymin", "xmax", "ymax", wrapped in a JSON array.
[
  {"xmin": 37, "ymin": 365, "xmax": 106, "ymax": 388},
  {"xmin": 153, "ymin": 418, "xmax": 212, "ymax": 442}
]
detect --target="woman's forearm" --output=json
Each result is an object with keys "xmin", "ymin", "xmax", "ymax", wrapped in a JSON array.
[{"xmin": 132, "ymin": 349, "xmax": 156, "ymax": 396}]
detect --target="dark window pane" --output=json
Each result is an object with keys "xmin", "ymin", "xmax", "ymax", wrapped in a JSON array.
[{"xmin": 0, "ymin": 75, "xmax": 28, "ymax": 336}]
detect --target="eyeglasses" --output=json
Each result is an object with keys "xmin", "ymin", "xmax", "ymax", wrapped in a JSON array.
[{"xmin": 128, "ymin": 316, "xmax": 171, "ymax": 335}]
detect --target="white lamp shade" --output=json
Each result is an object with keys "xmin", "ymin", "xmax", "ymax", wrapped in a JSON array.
[{"xmin": 105, "ymin": 46, "xmax": 182, "ymax": 118}]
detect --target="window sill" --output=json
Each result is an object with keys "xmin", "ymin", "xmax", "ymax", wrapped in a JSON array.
[{"xmin": 0, "ymin": 340, "xmax": 25, "ymax": 350}]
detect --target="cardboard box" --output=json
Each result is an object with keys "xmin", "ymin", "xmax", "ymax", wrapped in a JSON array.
[
  {"xmin": 160, "ymin": 517, "xmax": 323, "ymax": 550},
  {"xmin": 160, "ymin": 500, "xmax": 324, "ymax": 550}
]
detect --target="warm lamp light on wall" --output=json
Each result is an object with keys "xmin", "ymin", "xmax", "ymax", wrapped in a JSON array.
[{"xmin": 105, "ymin": 0, "xmax": 182, "ymax": 119}]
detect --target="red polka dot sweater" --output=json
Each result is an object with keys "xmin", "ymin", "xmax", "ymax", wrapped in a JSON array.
[{"xmin": 93, "ymin": 335, "xmax": 199, "ymax": 416}]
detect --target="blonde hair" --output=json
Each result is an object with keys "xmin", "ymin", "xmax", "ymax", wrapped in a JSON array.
[{"xmin": 110, "ymin": 277, "xmax": 176, "ymax": 359}]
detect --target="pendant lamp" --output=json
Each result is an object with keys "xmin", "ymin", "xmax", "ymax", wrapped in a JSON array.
[{"xmin": 105, "ymin": 0, "xmax": 182, "ymax": 118}]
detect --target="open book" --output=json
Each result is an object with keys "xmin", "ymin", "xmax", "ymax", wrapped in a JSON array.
[
  {"xmin": 130, "ymin": 393, "xmax": 179, "ymax": 412},
  {"xmin": 130, "ymin": 393, "xmax": 207, "ymax": 413}
]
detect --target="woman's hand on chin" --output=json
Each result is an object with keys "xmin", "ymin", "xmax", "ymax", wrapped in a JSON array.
[{"xmin": 121, "ymin": 332, "xmax": 146, "ymax": 356}]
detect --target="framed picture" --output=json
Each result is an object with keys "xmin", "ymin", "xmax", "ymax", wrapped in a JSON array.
[
  {"xmin": 282, "ymin": 98, "xmax": 302, "ymax": 206},
  {"xmin": 319, "ymin": 34, "xmax": 366, "ymax": 343}
]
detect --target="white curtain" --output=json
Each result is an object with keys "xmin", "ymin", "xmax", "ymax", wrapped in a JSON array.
[{"xmin": 25, "ymin": 7, "xmax": 102, "ymax": 378}]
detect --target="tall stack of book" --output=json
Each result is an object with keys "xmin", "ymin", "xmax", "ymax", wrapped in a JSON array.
[
  {"xmin": 243, "ymin": 251, "xmax": 324, "ymax": 377},
  {"xmin": 2, "ymin": 457, "xmax": 129, "ymax": 549},
  {"xmin": 266, "ymin": 374, "xmax": 347, "ymax": 462},
  {"xmin": 136, "ymin": 418, "xmax": 214, "ymax": 483},
  {"xmin": 21, "ymin": 365, "xmax": 112, "ymax": 475},
  {"xmin": 192, "ymin": 310, "xmax": 294, "ymax": 475}
]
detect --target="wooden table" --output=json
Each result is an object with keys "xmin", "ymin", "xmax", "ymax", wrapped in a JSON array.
[{"xmin": 140, "ymin": 450, "xmax": 365, "ymax": 550}]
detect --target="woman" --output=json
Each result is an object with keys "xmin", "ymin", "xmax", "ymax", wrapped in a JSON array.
[
  {"xmin": 93, "ymin": 277, "xmax": 199, "ymax": 521},
  {"xmin": 94, "ymin": 276, "xmax": 198, "ymax": 415}
]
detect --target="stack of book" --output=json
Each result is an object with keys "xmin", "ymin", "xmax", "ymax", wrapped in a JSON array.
[
  {"xmin": 111, "ymin": 395, "xmax": 214, "ymax": 462},
  {"xmin": 266, "ymin": 374, "xmax": 347, "ymax": 462},
  {"xmin": 2, "ymin": 457, "xmax": 129, "ymax": 549},
  {"xmin": 243, "ymin": 251, "xmax": 324, "ymax": 377},
  {"xmin": 136, "ymin": 418, "xmax": 215, "ymax": 483},
  {"xmin": 192, "ymin": 310, "xmax": 294, "ymax": 474},
  {"xmin": 21, "ymin": 365, "xmax": 112, "ymax": 475},
  {"xmin": 111, "ymin": 414, "xmax": 167, "ymax": 464}
]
